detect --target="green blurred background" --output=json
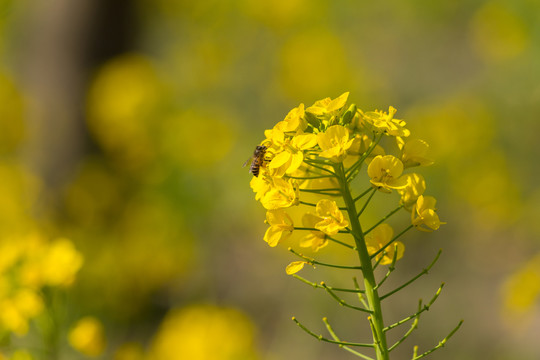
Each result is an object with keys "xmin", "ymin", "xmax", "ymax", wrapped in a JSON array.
[{"xmin": 0, "ymin": 0, "xmax": 539, "ymax": 359}]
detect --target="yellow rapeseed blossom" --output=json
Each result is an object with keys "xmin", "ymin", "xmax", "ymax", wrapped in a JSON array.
[
  {"xmin": 317, "ymin": 125, "xmax": 354, "ymax": 163},
  {"xmin": 400, "ymin": 139, "xmax": 434, "ymax": 168},
  {"xmin": 68, "ymin": 316, "xmax": 107, "ymax": 357},
  {"xmin": 365, "ymin": 224, "xmax": 404, "ymax": 265},
  {"xmin": 367, "ymin": 155, "xmax": 408, "ymax": 192},
  {"xmin": 306, "ymin": 92, "xmax": 350, "ymax": 122},
  {"xmin": 268, "ymin": 133, "xmax": 317, "ymax": 176},
  {"xmin": 260, "ymin": 178, "xmax": 299, "ymax": 210},
  {"xmin": 274, "ymin": 103, "xmax": 307, "ymax": 133},
  {"xmin": 397, "ymin": 173, "xmax": 426, "ymax": 209},
  {"xmin": 263, "ymin": 209, "xmax": 294, "ymax": 247},
  {"xmin": 313, "ymin": 199, "xmax": 348, "ymax": 236},
  {"xmin": 411, "ymin": 195, "xmax": 445, "ymax": 232},
  {"xmin": 300, "ymin": 213, "xmax": 328, "ymax": 252},
  {"xmin": 360, "ymin": 106, "xmax": 410, "ymax": 137}
]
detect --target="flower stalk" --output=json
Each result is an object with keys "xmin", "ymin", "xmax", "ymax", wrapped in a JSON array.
[{"xmin": 334, "ymin": 162, "xmax": 389, "ymax": 360}]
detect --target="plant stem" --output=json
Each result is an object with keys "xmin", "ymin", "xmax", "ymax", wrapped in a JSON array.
[{"xmin": 334, "ymin": 163, "xmax": 389, "ymax": 360}]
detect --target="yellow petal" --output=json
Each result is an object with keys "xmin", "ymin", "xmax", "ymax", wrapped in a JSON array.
[{"xmin": 286, "ymin": 261, "xmax": 306, "ymax": 275}]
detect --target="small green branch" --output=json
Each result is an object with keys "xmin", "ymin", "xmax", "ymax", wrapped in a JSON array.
[
  {"xmin": 372, "ymin": 250, "xmax": 386, "ymax": 271},
  {"xmin": 293, "ymin": 226, "xmax": 349, "ymax": 234},
  {"xmin": 346, "ymin": 133, "xmax": 383, "ymax": 180},
  {"xmin": 363, "ymin": 205, "xmax": 404, "ymax": 235},
  {"xmin": 380, "ymin": 250, "xmax": 442, "ymax": 301},
  {"xmin": 323, "ymin": 317, "xmax": 375, "ymax": 360},
  {"xmin": 353, "ymin": 187, "xmax": 374, "ymax": 203},
  {"xmin": 384, "ymin": 284, "xmax": 444, "ymax": 332},
  {"xmin": 328, "ymin": 236, "xmax": 356, "ymax": 250},
  {"xmin": 299, "ymin": 188, "xmax": 341, "ymax": 196},
  {"xmin": 374, "ymin": 245, "xmax": 399, "ymax": 290},
  {"xmin": 287, "ymin": 175, "xmax": 334, "ymax": 180},
  {"xmin": 303, "ymin": 161, "xmax": 335, "ymax": 175},
  {"xmin": 321, "ymin": 282, "xmax": 372, "ymax": 313},
  {"xmin": 292, "ymin": 317, "xmax": 375, "ymax": 348},
  {"xmin": 411, "ymin": 320, "xmax": 464, "ymax": 360},
  {"xmin": 353, "ymin": 277, "xmax": 369, "ymax": 309},
  {"xmin": 288, "ymin": 248, "xmax": 362, "ymax": 270},
  {"xmin": 388, "ymin": 300, "xmax": 422, "ymax": 352},
  {"xmin": 292, "ymin": 275, "xmax": 365, "ymax": 293},
  {"xmin": 370, "ymin": 225, "xmax": 413, "ymax": 259},
  {"xmin": 357, "ymin": 188, "xmax": 377, "ymax": 217}
]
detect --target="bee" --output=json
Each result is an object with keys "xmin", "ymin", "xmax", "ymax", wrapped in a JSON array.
[{"xmin": 243, "ymin": 145, "xmax": 268, "ymax": 177}]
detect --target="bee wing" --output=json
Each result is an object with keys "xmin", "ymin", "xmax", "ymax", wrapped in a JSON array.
[{"xmin": 243, "ymin": 155, "xmax": 254, "ymax": 168}]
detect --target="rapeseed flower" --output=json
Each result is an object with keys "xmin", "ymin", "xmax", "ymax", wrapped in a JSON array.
[
  {"xmin": 367, "ymin": 155, "xmax": 408, "ymax": 192},
  {"xmin": 317, "ymin": 125, "xmax": 354, "ymax": 163},
  {"xmin": 365, "ymin": 224, "xmax": 404, "ymax": 265},
  {"xmin": 411, "ymin": 195, "xmax": 445, "ymax": 231},
  {"xmin": 360, "ymin": 106, "xmax": 410, "ymax": 137},
  {"xmin": 264, "ymin": 209, "xmax": 294, "ymax": 247},
  {"xmin": 300, "ymin": 213, "xmax": 328, "ymax": 251},
  {"xmin": 313, "ymin": 199, "xmax": 348, "ymax": 235}
]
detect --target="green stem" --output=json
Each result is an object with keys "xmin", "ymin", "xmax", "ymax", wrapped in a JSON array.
[{"xmin": 334, "ymin": 163, "xmax": 389, "ymax": 360}]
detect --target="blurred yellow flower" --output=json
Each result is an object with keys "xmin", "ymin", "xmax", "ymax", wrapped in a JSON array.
[
  {"xmin": 365, "ymin": 224, "xmax": 404, "ymax": 265},
  {"xmin": 87, "ymin": 54, "xmax": 160, "ymax": 169},
  {"xmin": 317, "ymin": 125, "xmax": 354, "ymax": 163},
  {"xmin": 264, "ymin": 209, "xmax": 294, "ymax": 247},
  {"xmin": 148, "ymin": 305, "xmax": 259, "ymax": 360},
  {"xmin": 40, "ymin": 239, "xmax": 84, "ymax": 287},
  {"xmin": 68, "ymin": 316, "xmax": 106, "ymax": 357},
  {"xmin": 470, "ymin": 2, "xmax": 528, "ymax": 62},
  {"xmin": 314, "ymin": 199, "xmax": 348, "ymax": 235},
  {"xmin": 502, "ymin": 253, "xmax": 540, "ymax": 318}
]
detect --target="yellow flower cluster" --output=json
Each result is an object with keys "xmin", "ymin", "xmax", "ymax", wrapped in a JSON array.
[
  {"xmin": 0, "ymin": 234, "xmax": 83, "ymax": 335},
  {"xmin": 248, "ymin": 92, "xmax": 444, "ymax": 272}
]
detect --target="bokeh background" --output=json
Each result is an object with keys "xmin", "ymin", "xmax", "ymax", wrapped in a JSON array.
[{"xmin": 0, "ymin": 0, "xmax": 539, "ymax": 359}]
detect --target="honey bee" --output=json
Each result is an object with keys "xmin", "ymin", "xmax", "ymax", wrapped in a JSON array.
[{"xmin": 243, "ymin": 145, "xmax": 268, "ymax": 177}]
